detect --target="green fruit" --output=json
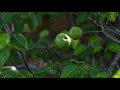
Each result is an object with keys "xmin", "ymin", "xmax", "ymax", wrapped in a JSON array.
[
  {"xmin": 40, "ymin": 29, "xmax": 50, "ymax": 38},
  {"xmin": 0, "ymin": 66, "xmax": 17, "ymax": 73},
  {"xmin": 55, "ymin": 33, "xmax": 71, "ymax": 48},
  {"xmin": 69, "ymin": 26, "xmax": 82, "ymax": 40},
  {"xmin": 60, "ymin": 30, "xmax": 69, "ymax": 35}
]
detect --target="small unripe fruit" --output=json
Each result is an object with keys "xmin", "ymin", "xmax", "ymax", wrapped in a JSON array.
[
  {"xmin": 55, "ymin": 33, "xmax": 71, "ymax": 48},
  {"xmin": 39, "ymin": 29, "xmax": 50, "ymax": 38},
  {"xmin": 69, "ymin": 26, "xmax": 82, "ymax": 40}
]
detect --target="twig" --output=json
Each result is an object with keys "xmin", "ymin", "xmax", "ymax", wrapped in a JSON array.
[
  {"xmin": 3, "ymin": 25, "xmax": 33, "ymax": 75},
  {"xmin": 99, "ymin": 18, "xmax": 120, "ymax": 44},
  {"xmin": 83, "ymin": 31, "xmax": 103, "ymax": 34},
  {"xmin": 116, "ymin": 63, "xmax": 120, "ymax": 70},
  {"xmin": 15, "ymin": 63, "xmax": 39, "ymax": 71},
  {"xmin": 108, "ymin": 52, "xmax": 120, "ymax": 75},
  {"xmin": 27, "ymin": 45, "xmax": 57, "ymax": 52},
  {"xmin": 112, "ymin": 26, "xmax": 120, "ymax": 34},
  {"xmin": 16, "ymin": 63, "xmax": 57, "ymax": 76},
  {"xmin": 98, "ymin": 18, "xmax": 120, "ymax": 75},
  {"xmin": 17, "ymin": 51, "xmax": 33, "ymax": 74},
  {"xmin": 106, "ymin": 27, "xmax": 120, "ymax": 37},
  {"xmin": 100, "ymin": 57, "xmax": 107, "ymax": 72}
]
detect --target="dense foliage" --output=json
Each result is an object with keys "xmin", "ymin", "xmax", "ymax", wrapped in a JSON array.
[{"xmin": 0, "ymin": 12, "xmax": 120, "ymax": 78}]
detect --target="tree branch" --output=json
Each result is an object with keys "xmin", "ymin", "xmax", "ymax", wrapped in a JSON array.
[
  {"xmin": 17, "ymin": 51, "xmax": 33, "ymax": 74},
  {"xmin": 108, "ymin": 52, "xmax": 120, "ymax": 75},
  {"xmin": 99, "ymin": 18, "xmax": 120, "ymax": 44},
  {"xmin": 3, "ymin": 25, "xmax": 33, "ymax": 75}
]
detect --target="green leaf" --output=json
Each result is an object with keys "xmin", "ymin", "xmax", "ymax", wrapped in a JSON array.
[
  {"xmin": 18, "ymin": 70, "xmax": 33, "ymax": 78},
  {"xmin": 0, "ymin": 12, "xmax": 14, "ymax": 28},
  {"xmin": 13, "ymin": 15, "xmax": 25, "ymax": 33},
  {"xmin": 0, "ymin": 46, "xmax": 10, "ymax": 66},
  {"xmin": 103, "ymin": 52, "xmax": 112, "ymax": 61},
  {"xmin": 1, "ymin": 71, "xmax": 25, "ymax": 78},
  {"xmin": 96, "ymin": 72, "xmax": 109, "ymax": 78},
  {"xmin": 74, "ymin": 44, "xmax": 87, "ymax": 55},
  {"xmin": 76, "ymin": 12, "xmax": 88, "ymax": 24},
  {"xmin": 93, "ymin": 46, "xmax": 102, "ymax": 54},
  {"xmin": 107, "ymin": 42, "xmax": 120, "ymax": 52},
  {"xmin": 0, "ymin": 33, "xmax": 10, "ymax": 50},
  {"xmin": 10, "ymin": 34, "xmax": 28, "ymax": 51},
  {"xmin": 112, "ymin": 70, "xmax": 120, "ymax": 78},
  {"xmin": 89, "ymin": 36, "xmax": 102, "ymax": 43},
  {"xmin": 107, "ymin": 12, "xmax": 117, "ymax": 22},
  {"xmin": 71, "ymin": 39, "xmax": 80, "ymax": 49},
  {"xmin": 34, "ymin": 67, "xmax": 52, "ymax": 78},
  {"xmin": 60, "ymin": 64, "xmax": 78, "ymax": 78},
  {"xmin": 28, "ymin": 12, "xmax": 42, "ymax": 28},
  {"xmin": 0, "ymin": 67, "xmax": 32, "ymax": 78}
]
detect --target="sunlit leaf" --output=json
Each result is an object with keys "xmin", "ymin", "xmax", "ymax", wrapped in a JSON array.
[
  {"xmin": 34, "ymin": 67, "xmax": 52, "ymax": 78},
  {"xmin": 93, "ymin": 45, "xmax": 102, "ymax": 54},
  {"xmin": 74, "ymin": 44, "xmax": 87, "ymax": 55},
  {"xmin": 107, "ymin": 42, "xmax": 120, "ymax": 52},
  {"xmin": 10, "ymin": 34, "xmax": 28, "ymax": 51},
  {"xmin": 0, "ymin": 33, "xmax": 10, "ymax": 50},
  {"xmin": 61, "ymin": 64, "xmax": 78, "ymax": 78},
  {"xmin": 0, "ymin": 46, "xmax": 10, "ymax": 66}
]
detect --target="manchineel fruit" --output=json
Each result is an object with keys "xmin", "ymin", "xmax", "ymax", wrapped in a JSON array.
[
  {"xmin": 39, "ymin": 29, "xmax": 50, "ymax": 38},
  {"xmin": 55, "ymin": 33, "xmax": 71, "ymax": 48},
  {"xmin": 69, "ymin": 26, "xmax": 82, "ymax": 40}
]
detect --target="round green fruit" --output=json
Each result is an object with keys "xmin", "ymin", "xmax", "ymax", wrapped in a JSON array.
[
  {"xmin": 55, "ymin": 33, "xmax": 71, "ymax": 48},
  {"xmin": 39, "ymin": 29, "xmax": 50, "ymax": 38},
  {"xmin": 69, "ymin": 26, "xmax": 82, "ymax": 40},
  {"xmin": 60, "ymin": 30, "xmax": 69, "ymax": 35}
]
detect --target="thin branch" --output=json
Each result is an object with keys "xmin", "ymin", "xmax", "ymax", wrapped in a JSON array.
[
  {"xmin": 106, "ymin": 27, "xmax": 120, "ymax": 37},
  {"xmin": 100, "ymin": 57, "xmax": 107, "ymax": 72},
  {"xmin": 108, "ymin": 52, "xmax": 120, "ymax": 75},
  {"xmin": 17, "ymin": 51, "xmax": 33, "ymax": 74},
  {"xmin": 116, "ymin": 63, "xmax": 120, "ymax": 70},
  {"xmin": 27, "ymin": 45, "xmax": 57, "ymax": 52},
  {"xmin": 112, "ymin": 26, "xmax": 120, "ymax": 34},
  {"xmin": 3, "ymin": 25, "xmax": 33, "ymax": 75},
  {"xmin": 99, "ymin": 19, "xmax": 120, "ymax": 44},
  {"xmin": 16, "ymin": 63, "xmax": 39, "ymax": 71},
  {"xmin": 83, "ymin": 30, "xmax": 103, "ymax": 34}
]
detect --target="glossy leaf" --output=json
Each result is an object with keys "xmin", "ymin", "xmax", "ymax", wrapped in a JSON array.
[
  {"xmin": 107, "ymin": 42, "xmax": 120, "ymax": 52},
  {"xmin": 1, "ymin": 71, "xmax": 25, "ymax": 78},
  {"xmin": 0, "ymin": 33, "xmax": 10, "ymax": 50},
  {"xmin": 74, "ymin": 44, "xmax": 87, "ymax": 55},
  {"xmin": 76, "ymin": 12, "xmax": 88, "ymax": 24},
  {"xmin": 13, "ymin": 15, "xmax": 25, "ymax": 33},
  {"xmin": 10, "ymin": 34, "xmax": 28, "ymax": 51},
  {"xmin": 34, "ymin": 67, "xmax": 52, "ymax": 78},
  {"xmin": 107, "ymin": 12, "xmax": 117, "ymax": 22},
  {"xmin": 0, "ymin": 12, "xmax": 14, "ymax": 28},
  {"xmin": 19, "ymin": 70, "xmax": 33, "ymax": 78},
  {"xmin": 93, "ymin": 46, "xmax": 102, "ymax": 54},
  {"xmin": 96, "ymin": 72, "xmax": 109, "ymax": 78},
  {"xmin": 28, "ymin": 12, "xmax": 42, "ymax": 28},
  {"xmin": 112, "ymin": 70, "xmax": 120, "ymax": 78},
  {"xmin": 89, "ymin": 36, "xmax": 102, "ymax": 43},
  {"xmin": 61, "ymin": 64, "xmax": 78, "ymax": 78},
  {"xmin": 71, "ymin": 39, "xmax": 80, "ymax": 49},
  {"xmin": 0, "ymin": 46, "xmax": 10, "ymax": 66}
]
